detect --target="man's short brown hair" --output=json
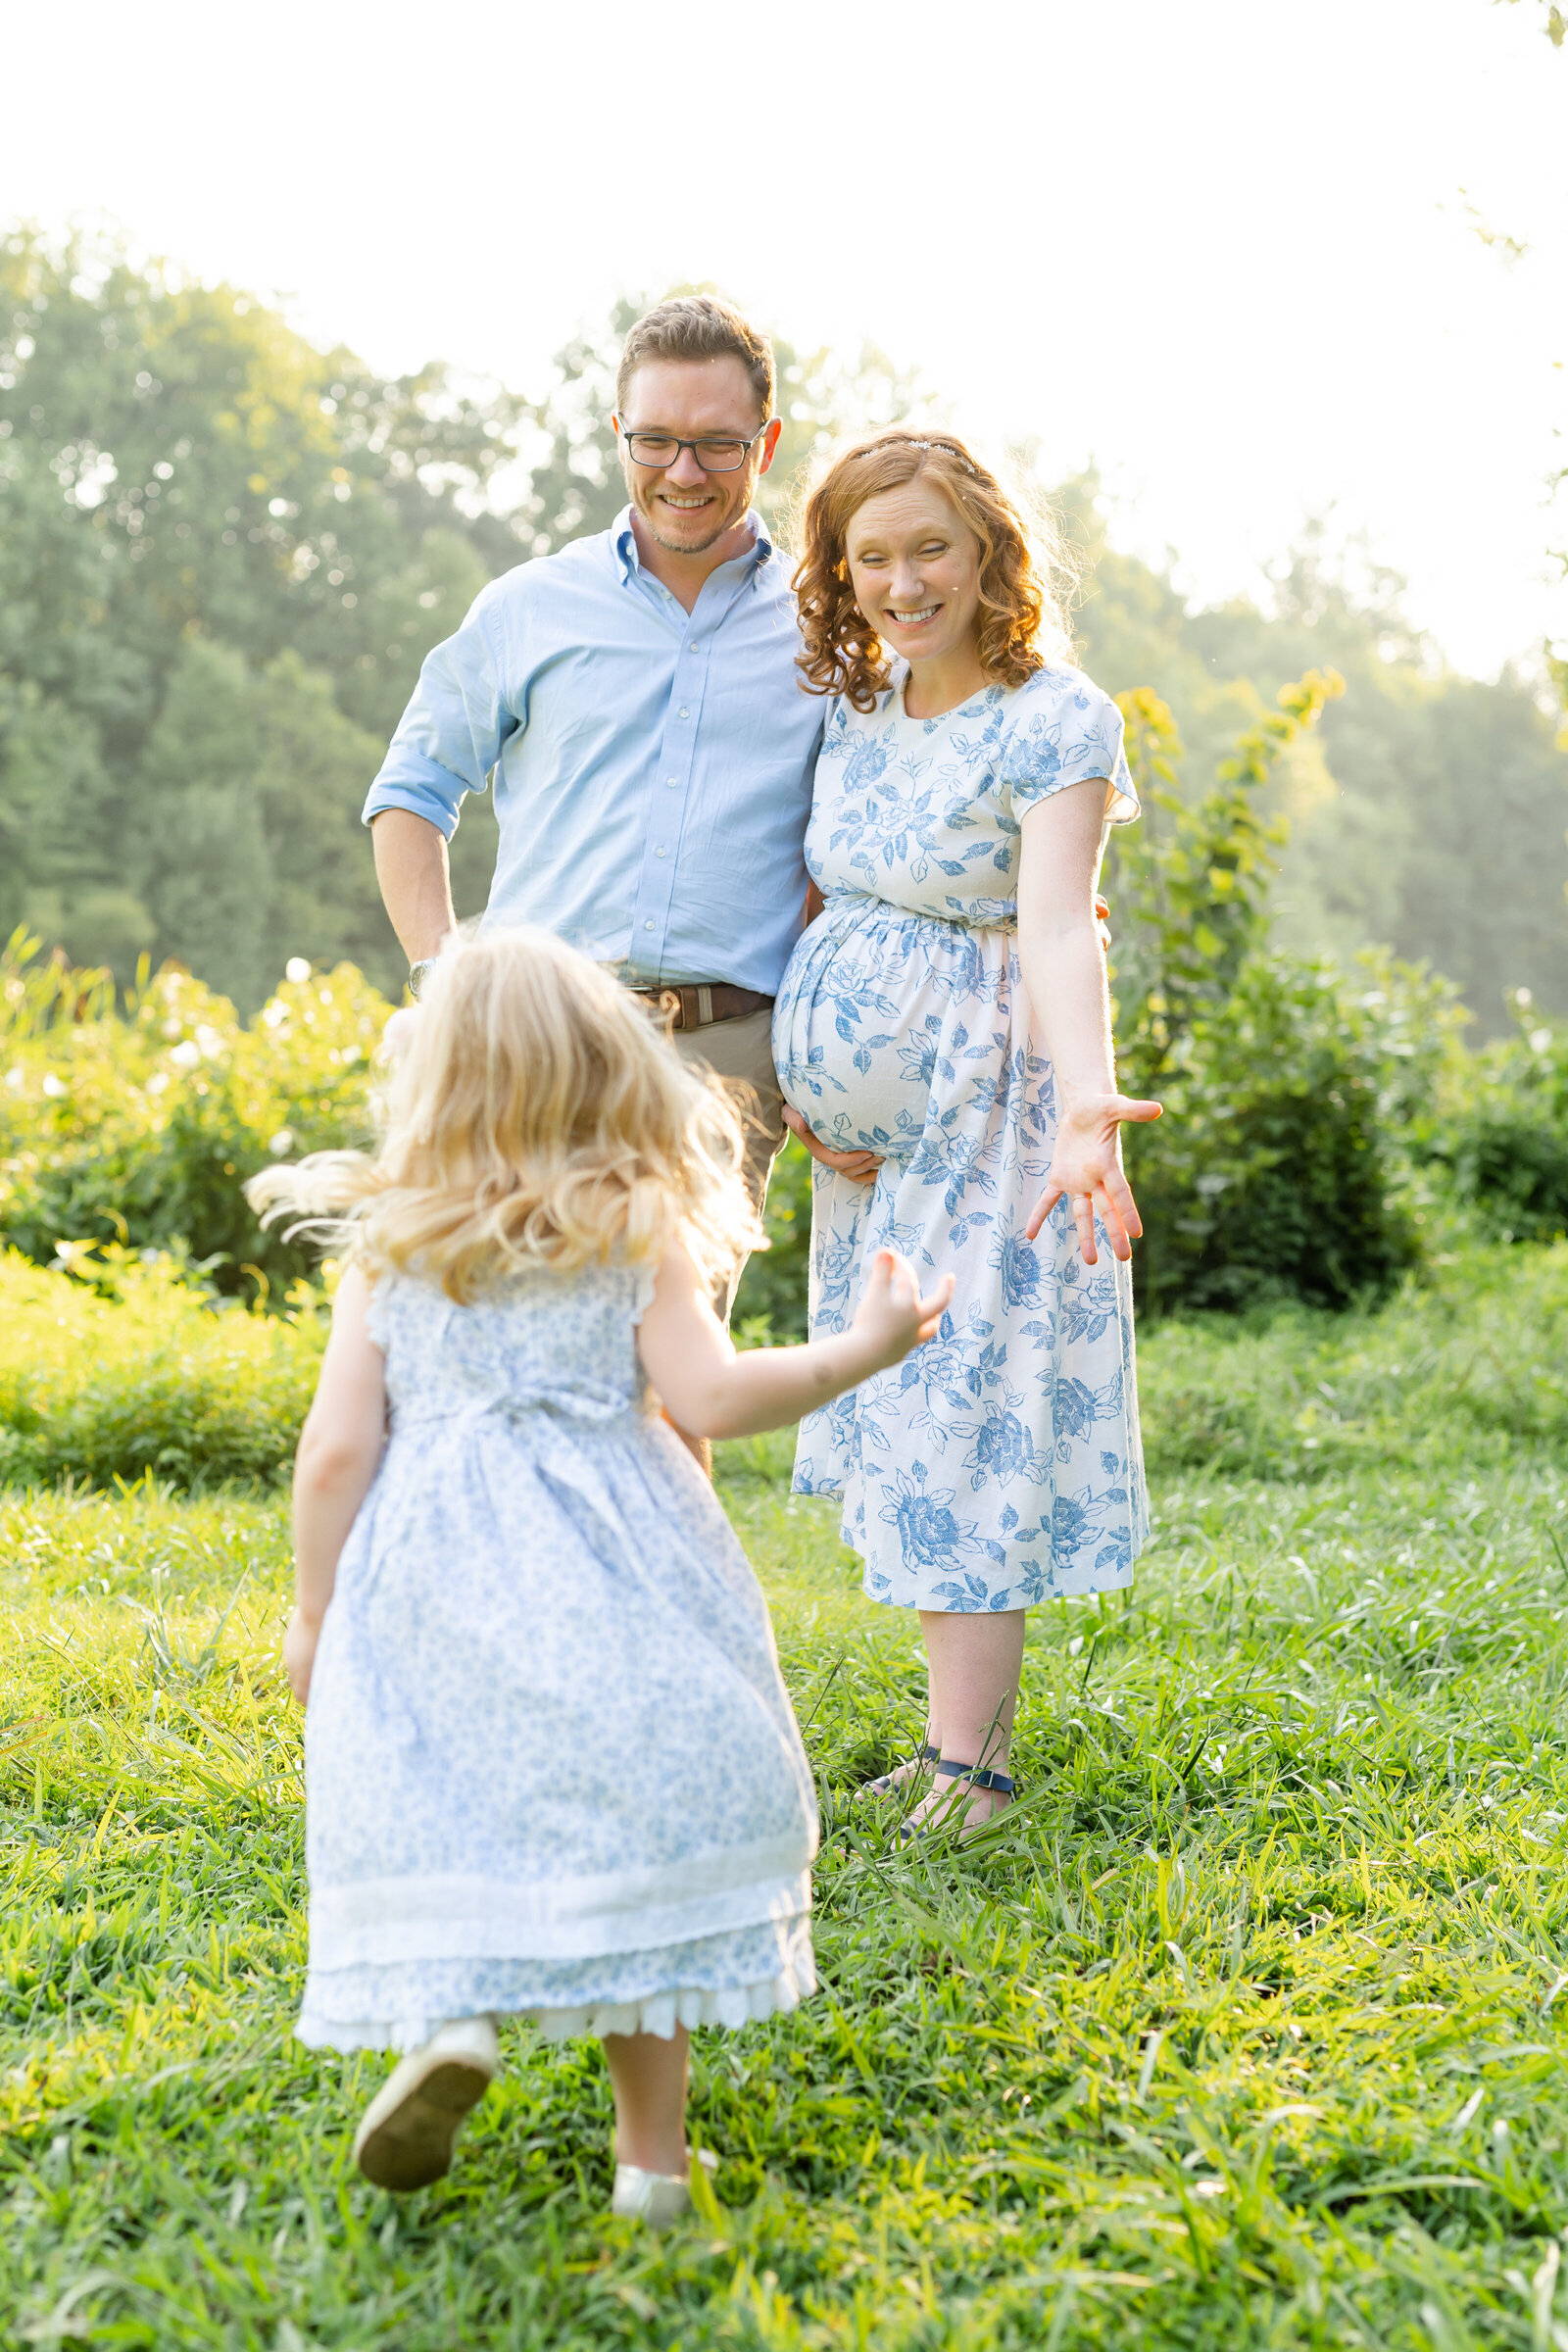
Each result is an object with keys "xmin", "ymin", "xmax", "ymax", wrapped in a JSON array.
[{"xmin": 616, "ymin": 295, "xmax": 774, "ymax": 421}]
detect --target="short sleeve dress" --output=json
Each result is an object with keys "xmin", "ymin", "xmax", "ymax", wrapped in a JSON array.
[
  {"xmin": 296, "ymin": 1260, "xmax": 818, "ymax": 2054},
  {"xmin": 772, "ymin": 662, "xmax": 1150, "ymax": 1614}
]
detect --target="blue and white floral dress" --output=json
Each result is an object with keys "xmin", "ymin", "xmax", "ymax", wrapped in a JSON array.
[
  {"xmin": 772, "ymin": 663, "xmax": 1150, "ymax": 1614},
  {"xmin": 297, "ymin": 1260, "xmax": 817, "ymax": 2054}
]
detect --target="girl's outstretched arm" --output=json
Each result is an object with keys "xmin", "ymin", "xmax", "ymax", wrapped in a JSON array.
[
  {"xmin": 637, "ymin": 1246, "xmax": 953, "ymax": 1443},
  {"xmin": 286, "ymin": 1265, "xmax": 387, "ymax": 1703}
]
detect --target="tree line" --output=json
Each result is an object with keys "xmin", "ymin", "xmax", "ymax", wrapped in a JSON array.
[{"xmin": 2, "ymin": 228, "xmax": 1565, "ymax": 1035}]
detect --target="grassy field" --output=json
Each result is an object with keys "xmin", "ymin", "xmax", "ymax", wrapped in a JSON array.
[{"xmin": 6, "ymin": 1251, "xmax": 1568, "ymax": 2346}]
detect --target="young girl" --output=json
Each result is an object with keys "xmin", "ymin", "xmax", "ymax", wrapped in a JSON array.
[{"xmin": 250, "ymin": 926, "xmax": 949, "ymax": 2226}]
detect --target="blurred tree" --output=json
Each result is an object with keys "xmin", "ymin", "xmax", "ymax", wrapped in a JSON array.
[
  {"xmin": 6, "ymin": 237, "xmax": 1562, "ymax": 1033},
  {"xmin": 0, "ymin": 228, "xmax": 518, "ymax": 992},
  {"xmin": 1068, "ymin": 494, "xmax": 1568, "ymax": 1035},
  {"xmin": 126, "ymin": 642, "xmax": 395, "ymax": 1010}
]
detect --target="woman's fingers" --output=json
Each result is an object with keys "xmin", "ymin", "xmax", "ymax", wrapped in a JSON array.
[
  {"xmin": 1024, "ymin": 1185, "xmax": 1060, "ymax": 1242},
  {"xmin": 1101, "ymin": 1162, "xmax": 1144, "ymax": 1243},
  {"xmin": 1072, "ymin": 1192, "xmax": 1099, "ymax": 1265},
  {"xmin": 1095, "ymin": 1184, "xmax": 1134, "ymax": 1261},
  {"xmin": 783, "ymin": 1108, "xmax": 882, "ymax": 1182},
  {"xmin": 1115, "ymin": 1096, "xmax": 1163, "ymax": 1125}
]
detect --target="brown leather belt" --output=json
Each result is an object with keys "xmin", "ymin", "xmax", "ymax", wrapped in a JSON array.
[{"xmin": 629, "ymin": 983, "xmax": 774, "ymax": 1033}]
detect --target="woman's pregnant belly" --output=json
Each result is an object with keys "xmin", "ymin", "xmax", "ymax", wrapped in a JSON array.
[{"xmin": 772, "ymin": 896, "xmax": 1010, "ymax": 1157}]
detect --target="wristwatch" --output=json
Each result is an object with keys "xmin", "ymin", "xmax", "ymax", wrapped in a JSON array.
[{"xmin": 408, "ymin": 958, "xmax": 438, "ymax": 1001}]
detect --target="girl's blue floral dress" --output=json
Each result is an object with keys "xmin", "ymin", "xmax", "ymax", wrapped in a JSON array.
[
  {"xmin": 297, "ymin": 1260, "xmax": 818, "ymax": 2054},
  {"xmin": 773, "ymin": 663, "xmax": 1150, "ymax": 1614}
]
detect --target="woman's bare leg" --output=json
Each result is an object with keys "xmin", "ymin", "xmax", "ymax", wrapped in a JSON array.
[
  {"xmin": 604, "ymin": 2027, "xmax": 690, "ymax": 2176},
  {"xmin": 906, "ymin": 1608, "xmax": 1026, "ymax": 1830}
]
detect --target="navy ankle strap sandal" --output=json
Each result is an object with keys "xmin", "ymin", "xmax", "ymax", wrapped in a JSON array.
[
  {"xmin": 896, "ymin": 1756, "xmax": 1016, "ymax": 1844},
  {"xmin": 932, "ymin": 1758, "xmax": 1015, "ymax": 1796},
  {"xmin": 863, "ymin": 1742, "xmax": 941, "ymax": 1797}
]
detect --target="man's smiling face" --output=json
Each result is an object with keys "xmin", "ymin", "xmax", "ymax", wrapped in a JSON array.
[{"xmin": 613, "ymin": 356, "xmax": 778, "ymax": 556}]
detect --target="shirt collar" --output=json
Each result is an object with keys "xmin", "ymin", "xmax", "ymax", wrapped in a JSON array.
[{"xmin": 612, "ymin": 503, "xmax": 773, "ymax": 582}]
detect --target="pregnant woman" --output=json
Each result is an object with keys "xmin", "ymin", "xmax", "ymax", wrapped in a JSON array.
[{"xmin": 773, "ymin": 431, "xmax": 1161, "ymax": 1833}]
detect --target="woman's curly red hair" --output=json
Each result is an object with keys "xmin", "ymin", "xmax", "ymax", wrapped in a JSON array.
[{"xmin": 793, "ymin": 432, "xmax": 1074, "ymax": 712}]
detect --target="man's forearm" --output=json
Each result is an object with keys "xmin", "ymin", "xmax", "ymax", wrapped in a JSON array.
[{"xmin": 371, "ymin": 809, "xmax": 459, "ymax": 964}]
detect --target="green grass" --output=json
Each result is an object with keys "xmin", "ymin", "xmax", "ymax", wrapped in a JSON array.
[{"xmin": 7, "ymin": 1259, "xmax": 1568, "ymax": 2344}]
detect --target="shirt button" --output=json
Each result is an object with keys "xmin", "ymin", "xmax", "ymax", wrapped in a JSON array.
[
  {"xmin": 666, "ymin": 776, "xmax": 678, "ymax": 787},
  {"xmin": 678, "ymin": 707, "xmax": 689, "ymax": 719},
  {"xmin": 656, "ymin": 845, "xmax": 667, "ymax": 858},
  {"xmin": 644, "ymin": 918, "xmax": 655, "ymax": 931}
]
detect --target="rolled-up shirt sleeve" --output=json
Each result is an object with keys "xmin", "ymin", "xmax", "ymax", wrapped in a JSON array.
[{"xmin": 362, "ymin": 581, "xmax": 518, "ymax": 839}]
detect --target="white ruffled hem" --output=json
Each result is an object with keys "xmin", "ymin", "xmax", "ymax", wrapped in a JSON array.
[{"xmin": 297, "ymin": 1952, "xmax": 816, "ymax": 2055}]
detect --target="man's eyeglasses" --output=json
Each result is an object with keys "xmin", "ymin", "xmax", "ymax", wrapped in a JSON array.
[{"xmin": 616, "ymin": 424, "xmax": 771, "ymax": 474}]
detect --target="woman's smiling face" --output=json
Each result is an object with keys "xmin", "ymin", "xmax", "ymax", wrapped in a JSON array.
[{"xmin": 844, "ymin": 479, "xmax": 984, "ymax": 669}]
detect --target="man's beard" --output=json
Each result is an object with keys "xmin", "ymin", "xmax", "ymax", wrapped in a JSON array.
[{"xmin": 642, "ymin": 492, "xmax": 740, "ymax": 556}]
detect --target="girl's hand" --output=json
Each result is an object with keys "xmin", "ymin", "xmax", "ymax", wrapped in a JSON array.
[
  {"xmin": 1026, "ymin": 1092, "xmax": 1163, "ymax": 1264},
  {"xmin": 849, "ymin": 1250, "xmax": 956, "ymax": 1372},
  {"xmin": 283, "ymin": 1606, "xmax": 322, "ymax": 1706},
  {"xmin": 381, "ymin": 1006, "xmax": 420, "ymax": 1062}
]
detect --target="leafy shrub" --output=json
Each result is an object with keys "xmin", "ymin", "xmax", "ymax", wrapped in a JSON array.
[
  {"xmin": 0, "ymin": 1248, "xmax": 323, "ymax": 1490},
  {"xmin": 1423, "ymin": 991, "xmax": 1568, "ymax": 1243},
  {"xmin": 0, "ymin": 932, "xmax": 389, "ymax": 1297},
  {"xmin": 1126, "ymin": 949, "xmax": 1454, "ymax": 1316},
  {"xmin": 1101, "ymin": 676, "xmax": 1467, "ymax": 1316}
]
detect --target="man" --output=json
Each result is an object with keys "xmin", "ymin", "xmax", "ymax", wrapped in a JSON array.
[{"xmin": 365, "ymin": 295, "xmax": 877, "ymax": 1291}]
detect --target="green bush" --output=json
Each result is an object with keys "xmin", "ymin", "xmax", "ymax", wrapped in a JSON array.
[
  {"xmin": 1099, "ymin": 678, "xmax": 1473, "ymax": 1317},
  {"xmin": 0, "ymin": 1248, "xmax": 323, "ymax": 1490},
  {"xmin": 1424, "ymin": 990, "xmax": 1568, "ymax": 1243},
  {"xmin": 0, "ymin": 932, "xmax": 389, "ymax": 1297},
  {"xmin": 1126, "ymin": 949, "xmax": 1454, "ymax": 1316}
]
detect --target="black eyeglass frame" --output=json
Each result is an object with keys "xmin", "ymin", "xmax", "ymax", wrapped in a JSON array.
[{"xmin": 614, "ymin": 422, "xmax": 774, "ymax": 475}]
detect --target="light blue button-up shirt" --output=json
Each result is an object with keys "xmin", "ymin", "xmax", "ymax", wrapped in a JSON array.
[{"xmin": 363, "ymin": 507, "xmax": 824, "ymax": 995}]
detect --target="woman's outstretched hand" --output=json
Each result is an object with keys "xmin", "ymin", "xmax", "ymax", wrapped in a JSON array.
[
  {"xmin": 1026, "ymin": 1092, "xmax": 1163, "ymax": 1264},
  {"xmin": 849, "ymin": 1250, "xmax": 956, "ymax": 1372}
]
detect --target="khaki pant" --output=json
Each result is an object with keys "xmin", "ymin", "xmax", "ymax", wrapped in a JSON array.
[{"xmin": 668, "ymin": 1005, "xmax": 786, "ymax": 1320}]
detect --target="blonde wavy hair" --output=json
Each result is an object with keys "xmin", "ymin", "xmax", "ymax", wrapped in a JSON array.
[
  {"xmin": 793, "ymin": 430, "xmax": 1076, "ymax": 712},
  {"xmin": 247, "ymin": 927, "xmax": 760, "ymax": 1300}
]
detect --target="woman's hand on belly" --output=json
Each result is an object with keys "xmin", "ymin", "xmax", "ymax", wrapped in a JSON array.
[
  {"xmin": 783, "ymin": 1105, "xmax": 882, "ymax": 1185},
  {"xmin": 1025, "ymin": 1090, "xmax": 1163, "ymax": 1264}
]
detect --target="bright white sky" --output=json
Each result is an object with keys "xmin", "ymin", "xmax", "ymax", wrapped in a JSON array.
[{"xmin": 6, "ymin": 0, "xmax": 1565, "ymax": 677}]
